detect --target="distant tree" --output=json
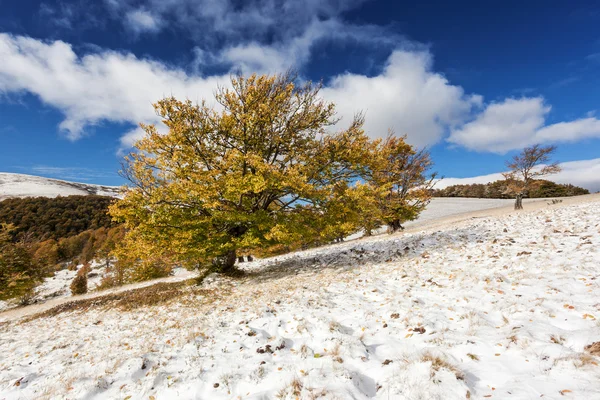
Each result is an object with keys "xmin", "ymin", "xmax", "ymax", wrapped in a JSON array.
[
  {"xmin": 0, "ymin": 195, "xmax": 115, "ymax": 242},
  {"xmin": 70, "ymin": 270, "xmax": 88, "ymax": 295},
  {"xmin": 431, "ymin": 179, "xmax": 588, "ymax": 199},
  {"xmin": 503, "ymin": 145, "xmax": 561, "ymax": 210}
]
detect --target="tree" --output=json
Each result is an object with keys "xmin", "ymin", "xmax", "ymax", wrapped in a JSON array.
[
  {"xmin": 0, "ymin": 223, "xmax": 39, "ymax": 300},
  {"xmin": 110, "ymin": 72, "xmax": 371, "ymax": 275},
  {"xmin": 368, "ymin": 135, "xmax": 436, "ymax": 232},
  {"xmin": 503, "ymin": 144, "xmax": 561, "ymax": 210},
  {"xmin": 70, "ymin": 269, "xmax": 88, "ymax": 295}
]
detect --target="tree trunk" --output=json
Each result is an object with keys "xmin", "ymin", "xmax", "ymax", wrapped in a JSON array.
[
  {"xmin": 212, "ymin": 249, "xmax": 237, "ymax": 273},
  {"xmin": 238, "ymin": 256, "xmax": 245, "ymax": 263},
  {"xmin": 247, "ymin": 255, "xmax": 253, "ymax": 262},
  {"xmin": 389, "ymin": 220, "xmax": 404, "ymax": 233},
  {"xmin": 514, "ymin": 193, "xmax": 523, "ymax": 210}
]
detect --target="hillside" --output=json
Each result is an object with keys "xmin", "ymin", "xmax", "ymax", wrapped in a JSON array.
[
  {"xmin": 1, "ymin": 196, "xmax": 599, "ymax": 399},
  {"xmin": 0, "ymin": 195, "xmax": 116, "ymax": 242},
  {"xmin": 0, "ymin": 173, "xmax": 120, "ymax": 201}
]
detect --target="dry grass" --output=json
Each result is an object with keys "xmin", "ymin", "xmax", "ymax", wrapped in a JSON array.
[
  {"xmin": 276, "ymin": 377, "xmax": 304, "ymax": 399},
  {"xmin": 554, "ymin": 353, "xmax": 599, "ymax": 368},
  {"xmin": 421, "ymin": 352, "xmax": 465, "ymax": 380},
  {"xmin": 21, "ymin": 280, "xmax": 213, "ymax": 321}
]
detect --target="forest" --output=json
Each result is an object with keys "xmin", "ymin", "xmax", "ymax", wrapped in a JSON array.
[
  {"xmin": 431, "ymin": 179, "xmax": 589, "ymax": 199},
  {"xmin": 0, "ymin": 195, "xmax": 115, "ymax": 241},
  {"xmin": 0, "ymin": 195, "xmax": 124, "ymax": 300}
]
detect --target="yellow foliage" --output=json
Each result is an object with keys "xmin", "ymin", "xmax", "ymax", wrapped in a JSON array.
[{"xmin": 110, "ymin": 73, "xmax": 435, "ymax": 276}]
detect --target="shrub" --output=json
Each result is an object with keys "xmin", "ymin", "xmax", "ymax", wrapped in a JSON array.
[{"xmin": 70, "ymin": 271, "xmax": 88, "ymax": 295}]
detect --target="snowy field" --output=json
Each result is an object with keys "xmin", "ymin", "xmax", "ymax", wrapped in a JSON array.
[
  {"xmin": 1, "ymin": 200, "xmax": 600, "ymax": 399},
  {"xmin": 404, "ymin": 197, "xmax": 516, "ymax": 227}
]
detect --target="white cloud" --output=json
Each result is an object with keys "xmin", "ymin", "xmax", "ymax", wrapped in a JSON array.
[
  {"xmin": 536, "ymin": 118, "xmax": 600, "ymax": 142},
  {"xmin": 0, "ymin": 33, "xmax": 227, "ymax": 143},
  {"xmin": 1, "ymin": 30, "xmax": 598, "ymax": 157},
  {"xmin": 207, "ymin": 17, "xmax": 407, "ymax": 74},
  {"xmin": 0, "ymin": 33, "xmax": 483, "ymax": 150},
  {"xmin": 126, "ymin": 9, "xmax": 162, "ymax": 34},
  {"xmin": 436, "ymin": 158, "xmax": 600, "ymax": 192},
  {"xmin": 104, "ymin": 0, "xmax": 369, "ymax": 42},
  {"xmin": 321, "ymin": 50, "xmax": 482, "ymax": 147},
  {"xmin": 448, "ymin": 97, "xmax": 600, "ymax": 153}
]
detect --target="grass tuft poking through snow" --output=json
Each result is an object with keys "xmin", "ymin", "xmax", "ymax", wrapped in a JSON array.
[{"xmin": 1, "ymin": 200, "xmax": 600, "ymax": 399}]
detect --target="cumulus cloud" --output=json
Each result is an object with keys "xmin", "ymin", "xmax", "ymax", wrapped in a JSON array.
[
  {"xmin": 25, "ymin": 0, "xmax": 600, "ymax": 156},
  {"xmin": 1, "ymin": 29, "xmax": 598, "ymax": 155},
  {"xmin": 322, "ymin": 50, "xmax": 482, "ymax": 147},
  {"xmin": 0, "ymin": 33, "xmax": 227, "ymax": 143},
  {"xmin": 0, "ymin": 32, "xmax": 483, "ymax": 150},
  {"xmin": 448, "ymin": 97, "xmax": 600, "ymax": 153},
  {"xmin": 436, "ymin": 158, "xmax": 600, "ymax": 192}
]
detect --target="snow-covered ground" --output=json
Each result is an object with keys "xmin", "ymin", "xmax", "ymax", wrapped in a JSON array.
[
  {"xmin": 1, "ymin": 200, "xmax": 600, "ymax": 399},
  {"xmin": 404, "ymin": 197, "xmax": 516, "ymax": 227},
  {"xmin": 0, "ymin": 173, "xmax": 120, "ymax": 200}
]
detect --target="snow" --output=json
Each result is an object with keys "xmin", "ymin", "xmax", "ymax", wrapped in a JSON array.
[
  {"xmin": 404, "ymin": 197, "xmax": 516, "ymax": 226},
  {"xmin": 0, "ymin": 173, "xmax": 120, "ymax": 200},
  {"xmin": 1, "ymin": 200, "xmax": 600, "ymax": 399}
]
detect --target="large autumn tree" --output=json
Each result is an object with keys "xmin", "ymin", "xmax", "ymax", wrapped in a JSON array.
[
  {"xmin": 110, "ymin": 73, "xmax": 372, "ymax": 275},
  {"xmin": 110, "ymin": 72, "xmax": 434, "ymax": 278},
  {"xmin": 503, "ymin": 144, "xmax": 561, "ymax": 210}
]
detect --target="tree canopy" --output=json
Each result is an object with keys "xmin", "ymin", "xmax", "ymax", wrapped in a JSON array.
[{"xmin": 110, "ymin": 72, "xmax": 434, "ymax": 276}]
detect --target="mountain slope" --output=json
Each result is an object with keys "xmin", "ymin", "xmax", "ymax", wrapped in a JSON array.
[
  {"xmin": 0, "ymin": 173, "xmax": 120, "ymax": 200},
  {"xmin": 1, "ymin": 197, "xmax": 599, "ymax": 399}
]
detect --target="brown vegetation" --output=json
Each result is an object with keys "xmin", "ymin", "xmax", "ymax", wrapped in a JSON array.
[
  {"xmin": 0, "ymin": 195, "xmax": 115, "ymax": 242},
  {"xmin": 432, "ymin": 179, "xmax": 588, "ymax": 199},
  {"xmin": 25, "ymin": 280, "xmax": 198, "ymax": 320}
]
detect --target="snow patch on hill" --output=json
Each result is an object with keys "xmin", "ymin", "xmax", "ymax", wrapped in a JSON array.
[{"xmin": 0, "ymin": 173, "xmax": 120, "ymax": 200}]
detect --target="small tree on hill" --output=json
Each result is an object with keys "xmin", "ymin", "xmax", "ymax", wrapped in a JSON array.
[
  {"xmin": 70, "ymin": 270, "xmax": 88, "ymax": 295},
  {"xmin": 503, "ymin": 144, "xmax": 561, "ymax": 210}
]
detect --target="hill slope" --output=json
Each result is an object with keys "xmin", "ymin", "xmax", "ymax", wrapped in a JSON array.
[
  {"xmin": 0, "ymin": 173, "xmax": 120, "ymax": 200},
  {"xmin": 1, "ymin": 197, "xmax": 599, "ymax": 399}
]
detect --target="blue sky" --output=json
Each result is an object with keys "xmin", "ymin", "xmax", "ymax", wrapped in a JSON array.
[{"xmin": 0, "ymin": 0, "xmax": 599, "ymax": 189}]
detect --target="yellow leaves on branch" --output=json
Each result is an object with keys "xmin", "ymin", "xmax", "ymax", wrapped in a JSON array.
[{"xmin": 109, "ymin": 72, "xmax": 436, "ymax": 275}]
